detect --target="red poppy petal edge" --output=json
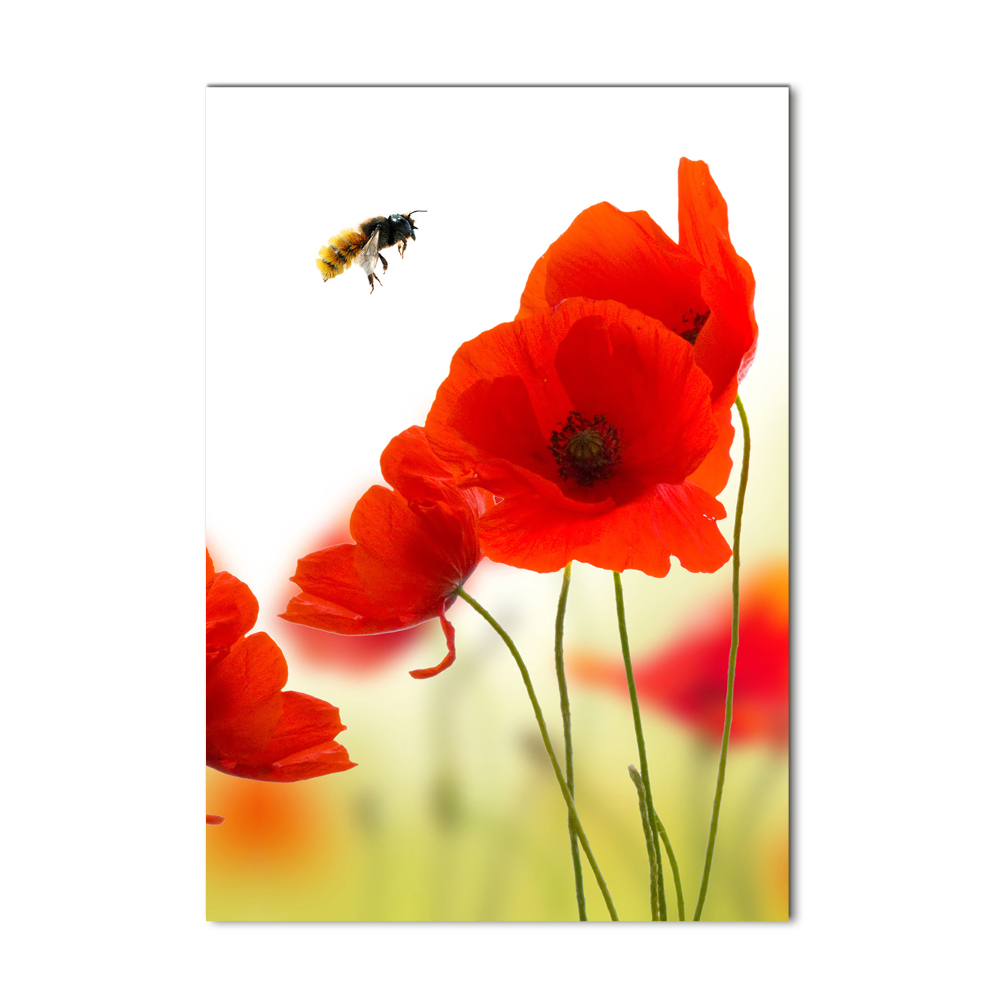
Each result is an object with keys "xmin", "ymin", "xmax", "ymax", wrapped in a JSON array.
[
  {"xmin": 219, "ymin": 692, "xmax": 357, "ymax": 782},
  {"xmin": 281, "ymin": 592, "xmax": 434, "ymax": 635},
  {"xmin": 477, "ymin": 482, "xmax": 731, "ymax": 577},
  {"xmin": 686, "ymin": 405, "xmax": 736, "ymax": 497},
  {"xmin": 206, "ymin": 570, "xmax": 260, "ymax": 665},
  {"xmin": 206, "ymin": 632, "xmax": 288, "ymax": 761}
]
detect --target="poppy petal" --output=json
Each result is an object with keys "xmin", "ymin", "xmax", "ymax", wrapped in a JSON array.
[
  {"xmin": 284, "ymin": 543, "xmax": 370, "ymax": 614},
  {"xmin": 206, "ymin": 814, "xmax": 225, "ymax": 824},
  {"xmin": 678, "ymin": 158, "xmax": 756, "ymax": 295},
  {"xmin": 409, "ymin": 604, "xmax": 457, "ymax": 679},
  {"xmin": 350, "ymin": 488, "xmax": 477, "ymax": 603},
  {"xmin": 678, "ymin": 159, "xmax": 758, "ymax": 399},
  {"xmin": 206, "ymin": 632, "xmax": 287, "ymax": 763},
  {"xmin": 686, "ymin": 404, "xmax": 736, "ymax": 497},
  {"xmin": 380, "ymin": 425, "xmax": 485, "ymax": 511},
  {"xmin": 477, "ymin": 482, "xmax": 730, "ymax": 577},
  {"xmin": 220, "ymin": 692, "xmax": 357, "ymax": 782},
  {"xmin": 281, "ymin": 589, "xmax": 443, "ymax": 635},
  {"xmin": 206, "ymin": 568, "xmax": 259, "ymax": 668},
  {"xmin": 283, "ymin": 490, "xmax": 474, "ymax": 625},
  {"xmin": 516, "ymin": 202, "xmax": 707, "ymax": 337},
  {"xmin": 691, "ymin": 270, "xmax": 757, "ymax": 404}
]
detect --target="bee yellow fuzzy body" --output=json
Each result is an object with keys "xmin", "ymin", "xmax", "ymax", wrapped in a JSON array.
[
  {"xmin": 316, "ymin": 227, "xmax": 370, "ymax": 281},
  {"xmin": 315, "ymin": 212, "xmax": 424, "ymax": 291}
]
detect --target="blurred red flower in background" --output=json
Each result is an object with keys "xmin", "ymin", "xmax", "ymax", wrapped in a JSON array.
[
  {"xmin": 281, "ymin": 426, "xmax": 491, "ymax": 679},
  {"xmin": 206, "ymin": 551, "xmax": 356, "ymax": 781},
  {"xmin": 517, "ymin": 158, "xmax": 757, "ymax": 497},
  {"xmin": 425, "ymin": 297, "xmax": 731, "ymax": 577},
  {"xmin": 574, "ymin": 563, "xmax": 788, "ymax": 746}
]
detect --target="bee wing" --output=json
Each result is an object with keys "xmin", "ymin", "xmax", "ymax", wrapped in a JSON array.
[{"xmin": 355, "ymin": 229, "xmax": 381, "ymax": 277}]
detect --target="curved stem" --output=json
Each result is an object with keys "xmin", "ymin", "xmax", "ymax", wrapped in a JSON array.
[
  {"xmin": 554, "ymin": 563, "xmax": 587, "ymax": 920},
  {"xmin": 652, "ymin": 809, "xmax": 685, "ymax": 920},
  {"xmin": 614, "ymin": 571, "xmax": 668, "ymax": 920},
  {"xmin": 628, "ymin": 766, "xmax": 662, "ymax": 920},
  {"xmin": 456, "ymin": 586, "xmax": 618, "ymax": 921},
  {"xmin": 693, "ymin": 393, "xmax": 751, "ymax": 921}
]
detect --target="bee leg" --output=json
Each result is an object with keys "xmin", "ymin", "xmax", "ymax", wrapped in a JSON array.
[
  {"xmin": 398, "ymin": 240, "xmax": 407, "ymax": 259},
  {"xmin": 378, "ymin": 253, "xmax": 388, "ymax": 274},
  {"xmin": 368, "ymin": 272, "xmax": 383, "ymax": 294}
]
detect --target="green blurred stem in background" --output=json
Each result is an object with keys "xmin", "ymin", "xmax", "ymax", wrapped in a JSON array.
[
  {"xmin": 614, "ymin": 571, "xmax": 668, "ymax": 921},
  {"xmin": 653, "ymin": 809, "xmax": 685, "ymax": 920},
  {"xmin": 628, "ymin": 765, "xmax": 662, "ymax": 920},
  {"xmin": 693, "ymin": 393, "xmax": 751, "ymax": 921},
  {"xmin": 455, "ymin": 586, "xmax": 619, "ymax": 921},
  {"xmin": 554, "ymin": 562, "xmax": 587, "ymax": 921}
]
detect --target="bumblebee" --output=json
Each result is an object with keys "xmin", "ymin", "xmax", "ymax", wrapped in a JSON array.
[{"xmin": 316, "ymin": 211, "xmax": 426, "ymax": 292}]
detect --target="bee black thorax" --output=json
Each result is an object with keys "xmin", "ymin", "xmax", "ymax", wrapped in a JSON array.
[{"xmin": 359, "ymin": 215, "xmax": 416, "ymax": 252}]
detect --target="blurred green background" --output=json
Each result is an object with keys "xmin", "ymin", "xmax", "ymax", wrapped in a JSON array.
[{"xmin": 208, "ymin": 467, "xmax": 787, "ymax": 922}]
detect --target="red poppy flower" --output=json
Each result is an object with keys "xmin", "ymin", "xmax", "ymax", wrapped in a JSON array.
[
  {"xmin": 273, "ymin": 517, "xmax": 432, "ymax": 675},
  {"xmin": 574, "ymin": 564, "xmax": 788, "ymax": 746},
  {"xmin": 516, "ymin": 159, "xmax": 757, "ymax": 496},
  {"xmin": 206, "ymin": 551, "xmax": 356, "ymax": 781},
  {"xmin": 280, "ymin": 426, "xmax": 490, "ymax": 679},
  {"xmin": 424, "ymin": 297, "xmax": 731, "ymax": 577}
]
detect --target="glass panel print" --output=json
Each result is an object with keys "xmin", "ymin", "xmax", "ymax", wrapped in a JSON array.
[{"xmin": 206, "ymin": 85, "xmax": 789, "ymax": 921}]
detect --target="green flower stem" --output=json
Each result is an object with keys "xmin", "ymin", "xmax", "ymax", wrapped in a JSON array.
[
  {"xmin": 693, "ymin": 393, "xmax": 751, "ymax": 921},
  {"xmin": 614, "ymin": 571, "xmax": 668, "ymax": 920},
  {"xmin": 455, "ymin": 586, "xmax": 619, "ymax": 921},
  {"xmin": 628, "ymin": 766, "xmax": 662, "ymax": 920},
  {"xmin": 652, "ymin": 809, "xmax": 685, "ymax": 921},
  {"xmin": 554, "ymin": 562, "xmax": 587, "ymax": 921}
]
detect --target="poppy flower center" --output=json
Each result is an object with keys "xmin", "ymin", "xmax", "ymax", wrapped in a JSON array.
[
  {"xmin": 549, "ymin": 411, "xmax": 622, "ymax": 487},
  {"xmin": 678, "ymin": 308, "xmax": 710, "ymax": 344}
]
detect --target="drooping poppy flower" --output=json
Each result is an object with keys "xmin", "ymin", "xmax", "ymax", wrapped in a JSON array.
[
  {"xmin": 280, "ymin": 426, "xmax": 490, "ymax": 679},
  {"xmin": 424, "ymin": 296, "xmax": 732, "ymax": 577},
  {"xmin": 206, "ymin": 551, "xmax": 356, "ymax": 781},
  {"xmin": 273, "ymin": 517, "xmax": 433, "ymax": 675},
  {"xmin": 573, "ymin": 564, "xmax": 788, "ymax": 745},
  {"xmin": 516, "ymin": 159, "xmax": 757, "ymax": 496}
]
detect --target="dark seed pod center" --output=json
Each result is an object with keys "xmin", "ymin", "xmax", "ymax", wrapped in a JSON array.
[
  {"xmin": 549, "ymin": 411, "xmax": 622, "ymax": 486},
  {"xmin": 678, "ymin": 308, "xmax": 710, "ymax": 344}
]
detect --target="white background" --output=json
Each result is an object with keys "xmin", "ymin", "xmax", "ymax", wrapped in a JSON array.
[
  {"xmin": 3, "ymin": 3, "xmax": 998, "ymax": 999},
  {"xmin": 206, "ymin": 86, "xmax": 788, "ymax": 640}
]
